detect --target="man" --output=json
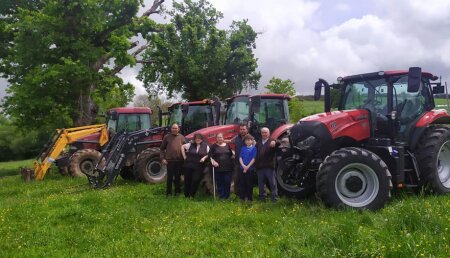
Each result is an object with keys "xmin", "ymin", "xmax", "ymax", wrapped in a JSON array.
[
  {"xmin": 160, "ymin": 123, "xmax": 185, "ymax": 197},
  {"xmin": 255, "ymin": 127, "xmax": 278, "ymax": 202},
  {"xmin": 227, "ymin": 123, "xmax": 251, "ymax": 199}
]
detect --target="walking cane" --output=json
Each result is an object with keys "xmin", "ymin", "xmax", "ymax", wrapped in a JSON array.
[{"xmin": 212, "ymin": 165, "xmax": 216, "ymax": 200}]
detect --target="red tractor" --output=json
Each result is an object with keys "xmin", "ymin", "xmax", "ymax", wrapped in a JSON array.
[
  {"xmin": 277, "ymin": 67, "xmax": 450, "ymax": 210},
  {"xmin": 185, "ymin": 94, "xmax": 292, "ymax": 192},
  {"xmin": 65, "ymin": 100, "xmax": 221, "ymax": 184},
  {"xmin": 62, "ymin": 107, "xmax": 155, "ymax": 178},
  {"xmin": 186, "ymin": 94, "xmax": 292, "ymax": 144},
  {"xmin": 85, "ymin": 99, "xmax": 222, "ymax": 187}
]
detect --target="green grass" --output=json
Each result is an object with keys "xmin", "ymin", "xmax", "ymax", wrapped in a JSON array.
[
  {"xmin": 0, "ymin": 159, "xmax": 34, "ymax": 177},
  {"xmin": 301, "ymin": 100, "xmax": 325, "ymax": 116},
  {"xmin": 0, "ymin": 161, "xmax": 448, "ymax": 257}
]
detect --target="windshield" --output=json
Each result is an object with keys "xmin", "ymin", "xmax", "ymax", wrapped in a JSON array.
[
  {"xmin": 255, "ymin": 98, "xmax": 289, "ymax": 132},
  {"xmin": 108, "ymin": 114, "xmax": 152, "ymax": 133},
  {"xmin": 225, "ymin": 96, "xmax": 249, "ymax": 124},
  {"xmin": 169, "ymin": 104, "xmax": 214, "ymax": 131},
  {"xmin": 343, "ymin": 76, "xmax": 425, "ymax": 112}
]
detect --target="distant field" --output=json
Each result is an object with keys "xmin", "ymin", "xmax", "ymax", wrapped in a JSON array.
[
  {"xmin": 300, "ymin": 99, "xmax": 325, "ymax": 116},
  {"xmin": 0, "ymin": 160, "xmax": 448, "ymax": 257}
]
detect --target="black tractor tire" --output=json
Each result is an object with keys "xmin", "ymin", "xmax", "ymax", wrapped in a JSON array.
[
  {"xmin": 120, "ymin": 166, "xmax": 136, "ymax": 181},
  {"xmin": 316, "ymin": 147, "xmax": 392, "ymax": 210},
  {"xmin": 416, "ymin": 126, "xmax": 450, "ymax": 194},
  {"xmin": 68, "ymin": 149, "xmax": 102, "ymax": 177},
  {"xmin": 275, "ymin": 156, "xmax": 316, "ymax": 198},
  {"xmin": 134, "ymin": 148, "xmax": 166, "ymax": 183}
]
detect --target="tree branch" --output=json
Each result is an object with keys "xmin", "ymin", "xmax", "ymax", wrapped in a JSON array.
[
  {"xmin": 141, "ymin": 0, "xmax": 165, "ymax": 17},
  {"xmin": 136, "ymin": 60, "xmax": 156, "ymax": 64},
  {"xmin": 109, "ymin": 44, "xmax": 152, "ymax": 75}
]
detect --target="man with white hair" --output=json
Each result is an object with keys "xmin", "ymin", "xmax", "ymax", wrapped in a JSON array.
[{"xmin": 255, "ymin": 127, "xmax": 278, "ymax": 202}]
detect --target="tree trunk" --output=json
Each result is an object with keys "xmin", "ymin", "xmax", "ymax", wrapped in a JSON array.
[{"xmin": 75, "ymin": 85, "xmax": 98, "ymax": 126}]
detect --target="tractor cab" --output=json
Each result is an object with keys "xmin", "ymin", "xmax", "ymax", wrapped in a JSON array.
[
  {"xmin": 106, "ymin": 107, "xmax": 153, "ymax": 134},
  {"xmin": 225, "ymin": 94, "xmax": 290, "ymax": 140},
  {"xmin": 167, "ymin": 99, "xmax": 221, "ymax": 135},
  {"xmin": 316, "ymin": 68, "xmax": 443, "ymax": 143}
]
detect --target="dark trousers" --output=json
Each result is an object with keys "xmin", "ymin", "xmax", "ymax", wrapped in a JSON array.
[
  {"xmin": 233, "ymin": 164, "xmax": 241, "ymax": 198},
  {"xmin": 238, "ymin": 169, "xmax": 255, "ymax": 201},
  {"xmin": 166, "ymin": 161, "xmax": 183, "ymax": 196},
  {"xmin": 215, "ymin": 171, "xmax": 232, "ymax": 199},
  {"xmin": 184, "ymin": 165, "xmax": 204, "ymax": 197},
  {"xmin": 257, "ymin": 167, "xmax": 278, "ymax": 200}
]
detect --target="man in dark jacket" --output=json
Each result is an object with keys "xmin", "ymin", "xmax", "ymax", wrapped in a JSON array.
[
  {"xmin": 255, "ymin": 127, "xmax": 278, "ymax": 202},
  {"xmin": 160, "ymin": 123, "xmax": 185, "ymax": 196},
  {"xmin": 227, "ymin": 123, "xmax": 251, "ymax": 199}
]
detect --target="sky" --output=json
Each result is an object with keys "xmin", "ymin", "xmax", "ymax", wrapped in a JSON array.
[{"xmin": 2, "ymin": 0, "xmax": 450, "ymax": 103}]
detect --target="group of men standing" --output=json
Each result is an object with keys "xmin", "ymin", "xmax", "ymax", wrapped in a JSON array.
[{"xmin": 159, "ymin": 123, "xmax": 278, "ymax": 202}]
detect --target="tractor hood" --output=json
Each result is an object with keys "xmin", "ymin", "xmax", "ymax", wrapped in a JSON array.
[
  {"xmin": 185, "ymin": 124, "xmax": 239, "ymax": 145},
  {"xmin": 291, "ymin": 109, "xmax": 370, "ymax": 141}
]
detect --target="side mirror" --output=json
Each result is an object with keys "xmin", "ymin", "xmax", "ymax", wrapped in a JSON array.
[
  {"xmin": 213, "ymin": 98, "xmax": 221, "ymax": 125},
  {"xmin": 181, "ymin": 103, "xmax": 189, "ymax": 116},
  {"xmin": 433, "ymin": 84, "xmax": 445, "ymax": 94},
  {"xmin": 109, "ymin": 110, "xmax": 118, "ymax": 120},
  {"xmin": 250, "ymin": 96, "xmax": 261, "ymax": 114},
  {"xmin": 157, "ymin": 106, "xmax": 163, "ymax": 127},
  {"xmin": 407, "ymin": 67, "xmax": 422, "ymax": 92},
  {"xmin": 314, "ymin": 80, "xmax": 322, "ymax": 101}
]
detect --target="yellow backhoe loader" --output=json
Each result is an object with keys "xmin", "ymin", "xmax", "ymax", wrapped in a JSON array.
[{"xmin": 31, "ymin": 124, "xmax": 109, "ymax": 180}]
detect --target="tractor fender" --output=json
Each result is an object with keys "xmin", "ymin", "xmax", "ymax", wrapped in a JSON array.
[
  {"xmin": 415, "ymin": 110, "xmax": 450, "ymax": 127},
  {"xmin": 271, "ymin": 124, "xmax": 292, "ymax": 140},
  {"xmin": 410, "ymin": 110, "xmax": 450, "ymax": 151}
]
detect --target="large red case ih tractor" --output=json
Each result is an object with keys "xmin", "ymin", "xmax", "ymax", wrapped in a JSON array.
[{"xmin": 277, "ymin": 67, "xmax": 450, "ymax": 210}]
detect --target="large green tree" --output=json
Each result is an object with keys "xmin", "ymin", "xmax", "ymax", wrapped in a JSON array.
[
  {"xmin": 265, "ymin": 77, "xmax": 304, "ymax": 123},
  {"xmin": 0, "ymin": 0, "xmax": 164, "ymax": 132},
  {"xmin": 139, "ymin": 0, "xmax": 261, "ymax": 101}
]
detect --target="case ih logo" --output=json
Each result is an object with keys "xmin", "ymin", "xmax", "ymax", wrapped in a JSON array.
[{"xmin": 330, "ymin": 121, "xmax": 337, "ymax": 130}]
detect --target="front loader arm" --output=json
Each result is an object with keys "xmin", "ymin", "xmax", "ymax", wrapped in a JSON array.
[
  {"xmin": 89, "ymin": 127, "xmax": 164, "ymax": 188},
  {"xmin": 33, "ymin": 124, "xmax": 108, "ymax": 180}
]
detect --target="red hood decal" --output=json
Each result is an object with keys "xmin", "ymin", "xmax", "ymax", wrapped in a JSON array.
[{"xmin": 301, "ymin": 110, "xmax": 370, "ymax": 141}]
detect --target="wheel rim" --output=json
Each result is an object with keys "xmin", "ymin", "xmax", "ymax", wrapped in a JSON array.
[
  {"xmin": 146, "ymin": 159, "xmax": 165, "ymax": 178},
  {"xmin": 80, "ymin": 159, "xmax": 94, "ymax": 174},
  {"xmin": 335, "ymin": 163, "xmax": 379, "ymax": 208},
  {"xmin": 436, "ymin": 140, "xmax": 450, "ymax": 188}
]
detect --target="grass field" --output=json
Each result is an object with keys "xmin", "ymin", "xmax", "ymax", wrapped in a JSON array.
[{"xmin": 0, "ymin": 161, "xmax": 448, "ymax": 257}]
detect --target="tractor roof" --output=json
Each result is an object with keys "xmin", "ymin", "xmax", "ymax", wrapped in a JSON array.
[
  {"xmin": 109, "ymin": 107, "xmax": 152, "ymax": 114},
  {"xmin": 225, "ymin": 93, "xmax": 291, "ymax": 102},
  {"xmin": 343, "ymin": 70, "xmax": 438, "ymax": 81},
  {"xmin": 169, "ymin": 99, "xmax": 214, "ymax": 108}
]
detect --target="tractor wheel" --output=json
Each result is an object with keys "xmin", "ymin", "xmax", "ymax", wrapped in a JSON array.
[
  {"xmin": 275, "ymin": 156, "xmax": 316, "ymax": 198},
  {"xmin": 120, "ymin": 166, "xmax": 136, "ymax": 181},
  {"xmin": 316, "ymin": 147, "xmax": 392, "ymax": 210},
  {"xmin": 416, "ymin": 126, "xmax": 450, "ymax": 194},
  {"xmin": 134, "ymin": 148, "xmax": 166, "ymax": 183},
  {"xmin": 68, "ymin": 149, "xmax": 101, "ymax": 177}
]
